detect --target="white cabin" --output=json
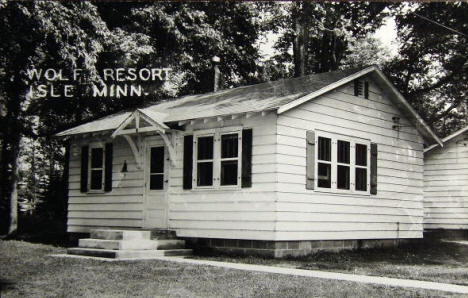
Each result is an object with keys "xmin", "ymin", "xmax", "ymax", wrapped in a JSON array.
[
  {"xmin": 424, "ymin": 127, "xmax": 468, "ymax": 237},
  {"xmin": 57, "ymin": 66, "xmax": 442, "ymax": 256}
]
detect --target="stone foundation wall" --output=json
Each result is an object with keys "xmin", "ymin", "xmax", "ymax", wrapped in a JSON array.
[{"xmin": 185, "ymin": 238, "xmax": 409, "ymax": 258}]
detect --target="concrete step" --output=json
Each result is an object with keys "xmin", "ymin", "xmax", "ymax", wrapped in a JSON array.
[
  {"xmin": 90, "ymin": 229, "xmax": 151, "ymax": 241},
  {"xmin": 67, "ymin": 247, "xmax": 193, "ymax": 259},
  {"xmin": 79, "ymin": 239, "xmax": 186, "ymax": 250}
]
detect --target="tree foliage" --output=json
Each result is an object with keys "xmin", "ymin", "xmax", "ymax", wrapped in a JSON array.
[
  {"xmin": 263, "ymin": 2, "xmax": 389, "ymax": 77},
  {"xmin": 386, "ymin": 2, "xmax": 468, "ymax": 136}
]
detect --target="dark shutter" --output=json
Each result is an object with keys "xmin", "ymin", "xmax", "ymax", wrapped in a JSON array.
[
  {"xmin": 104, "ymin": 143, "xmax": 113, "ymax": 192},
  {"xmin": 354, "ymin": 80, "xmax": 359, "ymax": 96},
  {"xmin": 183, "ymin": 135, "xmax": 193, "ymax": 189},
  {"xmin": 364, "ymin": 81, "xmax": 369, "ymax": 99},
  {"xmin": 80, "ymin": 145, "xmax": 89, "ymax": 193},
  {"xmin": 242, "ymin": 129, "xmax": 252, "ymax": 188},
  {"xmin": 306, "ymin": 131, "xmax": 316, "ymax": 189},
  {"xmin": 370, "ymin": 143, "xmax": 378, "ymax": 195}
]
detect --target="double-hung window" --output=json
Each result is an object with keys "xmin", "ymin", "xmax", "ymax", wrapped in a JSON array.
[
  {"xmin": 316, "ymin": 131, "xmax": 370, "ymax": 193},
  {"xmin": 194, "ymin": 128, "xmax": 242, "ymax": 188},
  {"xmin": 89, "ymin": 145, "xmax": 105, "ymax": 191},
  {"xmin": 196, "ymin": 135, "xmax": 214, "ymax": 187}
]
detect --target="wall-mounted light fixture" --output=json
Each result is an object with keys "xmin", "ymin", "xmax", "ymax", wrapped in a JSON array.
[{"xmin": 121, "ymin": 160, "xmax": 128, "ymax": 173}]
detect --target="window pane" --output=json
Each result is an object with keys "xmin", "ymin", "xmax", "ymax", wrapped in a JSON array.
[
  {"xmin": 356, "ymin": 144, "xmax": 367, "ymax": 166},
  {"xmin": 221, "ymin": 160, "xmax": 238, "ymax": 186},
  {"xmin": 150, "ymin": 174, "xmax": 164, "ymax": 190},
  {"xmin": 91, "ymin": 148, "xmax": 103, "ymax": 168},
  {"xmin": 356, "ymin": 168, "xmax": 367, "ymax": 191},
  {"xmin": 150, "ymin": 147, "xmax": 164, "ymax": 173},
  {"xmin": 317, "ymin": 163, "xmax": 331, "ymax": 188},
  {"xmin": 337, "ymin": 140, "xmax": 350, "ymax": 164},
  {"xmin": 221, "ymin": 134, "xmax": 238, "ymax": 158},
  {"xmin": 90, "ymin": 169, "xmax": 102, "ymax": 189},
  {"xmin": 197, "ymin": 162, "xmax": 213, "ymax": 186},
  {"xmin": 318, "ymin": 137, "xmax": 331, "ymax": 161},
  {"xmin": 197, "ymin": 136, "xmax": 213, "ymax": 160},
  {"xmin": 337, "ymin": 165, "xmax": 350, "ymax": 190}
]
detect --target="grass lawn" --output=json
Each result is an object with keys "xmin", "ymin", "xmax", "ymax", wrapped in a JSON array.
[
  {"xmin": 0, "ymin": 240, "xmax": 459, "ymax": 297},
  {"xmin": 192, "ymin": 239, "xmax": 468, "ymax": 287}
]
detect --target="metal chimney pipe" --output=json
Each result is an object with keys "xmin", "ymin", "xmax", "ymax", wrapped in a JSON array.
[{"xmin": 212, "ymin": 56, "xmax": 221, "ymax": 92}]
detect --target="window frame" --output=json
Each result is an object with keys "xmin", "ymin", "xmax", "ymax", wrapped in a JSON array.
[
  {"xmin": 88, "ymin": 142, "xmax": 105, "ymax": 193},
  {"xmin": 192, "ymin": 127, "xmax": 242, "ymax": 190},
  {"xmin": 314, "ymin": 130, "xmax": 371, "ymax": 195}
]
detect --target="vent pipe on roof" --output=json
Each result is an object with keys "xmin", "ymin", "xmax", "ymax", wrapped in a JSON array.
[{"xmin": 212, "ymin": 56, "xmax": 221, "ymax": 92}]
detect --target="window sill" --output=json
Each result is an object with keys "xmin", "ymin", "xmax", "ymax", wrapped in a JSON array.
[
  {"xmin": 314, "ymin": 187, "xmax": 371, "ymax": 196},
  {"xmin": 191, "ymin": 185, "xmax": 242, "ymax": 191},
  {"xmin": 87, "ymin": 190, "xmax": 106, "ymax": 194}
]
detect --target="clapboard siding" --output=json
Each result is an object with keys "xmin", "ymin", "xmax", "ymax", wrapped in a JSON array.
[
  {"xmin": 424, "ymin": 134, "xmax": 468, "ymax": 230},
  {"xmin": 276, "ymin": 78, "xmax": 425, "ymax": 240},
  {"xmin": 67, "ymin": 137, "xmax": 144, "ymax": 233},
  {"xmin": 168, "ymin": 113, "xmax": 280, "ymax": 239}
]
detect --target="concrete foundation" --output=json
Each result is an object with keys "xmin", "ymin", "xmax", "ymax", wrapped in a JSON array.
[
  {"xmin": 424, "ymin": 229, "xmax": 468, "ymax": 240},
  {"xmin": 186, "ymin": 238, "xmax": 410, "ymax": 258}
]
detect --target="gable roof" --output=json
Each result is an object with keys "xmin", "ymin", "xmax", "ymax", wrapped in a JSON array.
[
  {"xmin": 424, "ymin": 125, "xmax": 468, "ymax": 153},
  {"xmin": 55, "ymin": 66, "xmax": 442, "ymax": 146}
]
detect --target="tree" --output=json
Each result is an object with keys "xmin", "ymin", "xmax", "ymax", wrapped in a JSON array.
[
  {"xmin": 264, "ymin": 2, "xmax": 389, "ymax": 78},
  {"xmin": 0, "ymin": 1, "xmax": 112, "ymax": 235},
  {"xmin": 386, "ymin": 2, "xmax": 468, "ymax": 136},
  {"xmin": 102, "ymin": 2, "xmax": 264, "ymax": 96}
]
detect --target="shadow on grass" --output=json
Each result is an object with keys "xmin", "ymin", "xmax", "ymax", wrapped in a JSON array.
[
  {"xmin": 0, "ymin": 278, "xmax": 16, "ymax": 292},
  {"xmin": 2, "ymin": 214, "xmax": 72, "ymax": 247}
]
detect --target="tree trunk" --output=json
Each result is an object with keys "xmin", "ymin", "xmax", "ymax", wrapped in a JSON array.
[
  {"xmin": 7, "ymin": 137, "xmax": 20, "ymax": 236},
  {"xmin": 293, "ymin": 3, "xmax": 309, "ymax": 78}
]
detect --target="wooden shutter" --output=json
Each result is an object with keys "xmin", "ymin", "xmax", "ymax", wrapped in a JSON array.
[
  {"xmin": 370, "ymin": 143, "xmax": 378, "ymax": 195},
  {"xmin": 183, "ymin": 135, "xmax": 193, "ymax": 189},
  {"xmin": 242, "ymin": 129, "xmax": 253, "ymax": 188},
  {"xmin": 364, "ymin": 81, "xmax": 369, "ymax": 99},
  {"xmin": 104, "ymin": 143, "xmax": 113, "ymax": 192},
  {"xmin": 80, "ymin": 145, "xmax": 89, "ymax": 193},
  {"xmin": 306, "ymin": 131, "xmax": 315, "ymax": 189}
]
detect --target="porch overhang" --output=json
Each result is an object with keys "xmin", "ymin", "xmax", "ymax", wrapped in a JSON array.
[{"xmin": 111, "ymin": 109, "xmax": 178, "ymax": 168}]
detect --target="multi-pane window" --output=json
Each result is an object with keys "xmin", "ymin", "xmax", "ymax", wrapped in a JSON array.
[
  {"xmin": 150, "ymin": 146, "xmax": 164, "ymax": 190},
  {"xmin": 316, "ymin": 132, "xmax": 370, "ymax": 193},
  {"xmin": 355, "ymin": 144, "xmax": 368, "ymax": 191},
  {"xmin": 197, "ymin": 136, "xmax": 214, "ymax": 186},
  {"xmin": 90, "ymin": 147, "xmax": 104, "ymax": 190},
  {"xmin": 194, "ymin": 129, "xmax": 241, "ymax": 188},
  {"xmin": 317, "ymin": 137, "xmax": 331, "ymax": 188},
  {"xmin": 337, "ymin": 140, "xmax": 350, "ymax": 190},
  {"xmin": 220, "ymin": 134, "xmax": 239, "ymax": 186}
]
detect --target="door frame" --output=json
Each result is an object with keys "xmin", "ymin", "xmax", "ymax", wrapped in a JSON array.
[{"xmin": 143, "ymin": 136, "xmax": 169, "ymax": 229}]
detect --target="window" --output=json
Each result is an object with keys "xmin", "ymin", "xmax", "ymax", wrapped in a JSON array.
[
  {"xmin": 316, "ymin": 132, "xmax": 370, "ymax": 193},
  {"xmin": 194, "ymin": 128, "xmax": 242, "ymax": 188},
  {"xmin": 89, "ymin": 146, "xmax": 104, "ymax": 191},
  {"xmin": 220, "ymin": 134, "xmax": 239, "ymax": 186},
  {"xmin": 354, "ymin": 79, "xmax": 369, "ymax": 99},
  {"xmin": 317, "ymin": 137, "xmax": 331, "ymax": 188},
  {"xmin": 197, "ymin": 136, "xmax": 214, "ymax": 186},
  {"xmin": 150, "ymin": 146, "xmax": 164, "ymax": 190}
]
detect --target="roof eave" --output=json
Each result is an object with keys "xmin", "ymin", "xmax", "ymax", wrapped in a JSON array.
[{"xmin": 424, "ymin": 126, "xmax": 468, "ymax": 153}]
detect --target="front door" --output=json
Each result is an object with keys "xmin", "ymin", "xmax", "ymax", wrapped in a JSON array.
[{"xmin": 144, "ymin": 139, "xmax": 168, "ymax": 229}]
